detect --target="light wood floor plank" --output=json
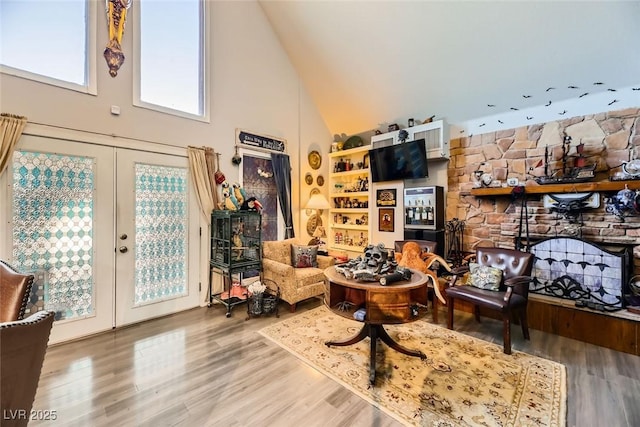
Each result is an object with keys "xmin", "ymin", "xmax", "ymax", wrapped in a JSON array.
[{"xmin": 29, "ymin": 299, "xmax": 639, "ymax": 427}]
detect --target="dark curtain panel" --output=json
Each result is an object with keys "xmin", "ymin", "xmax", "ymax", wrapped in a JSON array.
[{"xmin": 271, "ymin": 153, "xmax": 295, "ymax": 238}]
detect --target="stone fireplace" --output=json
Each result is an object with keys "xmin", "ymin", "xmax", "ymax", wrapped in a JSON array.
[{"xmin": 446, "ymin": 107, "xmax": 640, "ymax": 282}]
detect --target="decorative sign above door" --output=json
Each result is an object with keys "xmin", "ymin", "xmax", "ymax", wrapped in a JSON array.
[{"xmin": 237, "ymin": 129, "xmax": 286, "ymax": 153}]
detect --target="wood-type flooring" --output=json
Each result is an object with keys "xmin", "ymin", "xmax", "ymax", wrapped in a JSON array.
[{"xmin": 29, "ymin": 298, "xmax": 640, "ymax": 427}]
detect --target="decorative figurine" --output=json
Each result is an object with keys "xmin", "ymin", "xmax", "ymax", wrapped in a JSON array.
[
  {"xmin": 103, "ymin": 0, "xmax": 132, "ymax": 77},
  {"xmin": 535, "ymin": 134, "xmax": 596, "ymax": 184}
]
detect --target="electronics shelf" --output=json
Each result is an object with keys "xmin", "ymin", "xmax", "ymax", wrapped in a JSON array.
[
  {"xmin": 328, "ymin": 145, "xmax": 371, "ymax": 257},
  {"xmin": 370, "ymin": 120, "xmax": 449, "ymax": 160}
]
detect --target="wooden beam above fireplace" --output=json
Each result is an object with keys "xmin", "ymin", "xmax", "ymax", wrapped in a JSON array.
[{"xmin": 469, "ymin": 180, "xmax": 640, "ymax": 197}]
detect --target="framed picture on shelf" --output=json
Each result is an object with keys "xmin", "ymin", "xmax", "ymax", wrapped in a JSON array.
[
  {"xmin": 376, "ymin": 189, "xmax": 397, "ymax": 207},
  {"xmin": 378, "ymin": 208, "xmax": 394, "ymax": 232}
]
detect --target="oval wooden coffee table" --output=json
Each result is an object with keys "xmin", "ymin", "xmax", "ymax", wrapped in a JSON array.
[{"xmin": 323, "ymin": 266, "xmax": 429, "ymax": 385}]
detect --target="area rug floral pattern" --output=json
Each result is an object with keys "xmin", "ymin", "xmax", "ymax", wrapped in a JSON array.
[{"xmin": 259, "ymin": 307, "xmax": 566, "ymax": 427}]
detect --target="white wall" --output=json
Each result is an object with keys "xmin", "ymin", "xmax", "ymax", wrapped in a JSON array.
[
  {"xmin": 0, "ymin": 1, "xmax": 332, "ymax": 305},
  {"xmin": 0, "ymin": 1, "xmax": 332, "ymax": 239}
]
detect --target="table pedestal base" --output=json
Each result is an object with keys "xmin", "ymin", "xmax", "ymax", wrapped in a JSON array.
[{"xmin": 325, "ymin": 323, "xmax": 426, "ymax": 385}]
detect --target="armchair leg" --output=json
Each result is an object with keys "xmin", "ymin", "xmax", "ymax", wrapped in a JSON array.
[
  {"xmin": 473, "ymin": 305, "xmax": 481, "ymax": 322},
  {"xmin": 519, "ymin": 307, "xmax": 530, "ymax": 340},
  {"xmin": 447, "ymin": 297, "xmax": 454, "ymax": 329},
  {"xmin": 502, "ymin": 314, "xmax": 512, "ymax": 355},
  {"xmin": 431, "ymin": 293, "xmax": 438, "ymax": 324},
  {"xmin": 289, "ymin": 303, "xmax": 297, "ymax": 313}
]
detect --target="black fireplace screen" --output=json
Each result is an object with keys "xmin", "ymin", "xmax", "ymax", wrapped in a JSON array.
[{"xmin": 528, "ymin": 237, "xmax": 632, "ymax": 312}]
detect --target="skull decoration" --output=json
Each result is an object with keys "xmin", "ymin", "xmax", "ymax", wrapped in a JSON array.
[
  {"xmin": 335, "ymin": 243, "xmax": 397, "ymax": 281},
  {"xmin": 360, "ymin": 243, "xmax": 387, "ymax": 270}
]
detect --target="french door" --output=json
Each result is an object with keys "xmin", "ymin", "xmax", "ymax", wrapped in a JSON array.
[
  {"xmin": 5, "ymin": 135, "xmax": 199, "ymax": 343},
  {"xmin": 114, "ymin": 148, "xmax": 199, "ymax": 326}
]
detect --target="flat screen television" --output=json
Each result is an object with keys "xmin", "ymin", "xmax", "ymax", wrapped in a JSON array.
[{"xmin": 369, "ymin": 139, "xmax": 428, "ymax": 182}]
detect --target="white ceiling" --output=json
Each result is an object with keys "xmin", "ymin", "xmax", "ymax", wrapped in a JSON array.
[{"xmin": 259, "ymin": 1, "xmax": 640, "ymax": 136}]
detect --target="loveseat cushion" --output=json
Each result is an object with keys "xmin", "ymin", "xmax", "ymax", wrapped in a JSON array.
[{"xmin": 293, "ymin": 267, "xmax": 325, "ymax": 288}]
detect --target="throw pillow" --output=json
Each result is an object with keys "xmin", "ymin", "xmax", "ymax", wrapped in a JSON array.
[
  {"xmin": 291, "ymin": 245, "xmax": 319, "ymax": 268},
  {"xmin": 467, "ymin": 262, "xmax": 503, "ymax": 291}
]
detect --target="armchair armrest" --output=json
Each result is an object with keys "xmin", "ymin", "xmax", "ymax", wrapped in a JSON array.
[
  {"xmin": 317, "ymin": 255, "xmax": 335, "ymax": 270},
  {"xmin": 504, "ymin": 275, "xmax": 533, "ymax": 287},
  {"xmin": 447, "ymin": 265, "xmax": 469, "ymax": 287},
  {"xmin": 503, "ymin": 275, "xmax": 533, "ymax": 302},
  {"xmin": 450, "ymin": 265, "xmax": 470, "ymax": 276}
]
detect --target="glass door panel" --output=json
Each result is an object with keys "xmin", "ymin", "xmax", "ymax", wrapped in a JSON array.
[
  {"xmin": 7, "ymin": 136, "xmax": 115, "ymax": 344},
  {"xmin": 115, "ymin": 148, "xmax": 199, "ymax": 326}
]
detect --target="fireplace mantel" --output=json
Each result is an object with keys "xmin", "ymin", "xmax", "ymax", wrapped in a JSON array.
[{"xmin": 468, "ymin": 180, "xmax": 640, "ymax": 197}]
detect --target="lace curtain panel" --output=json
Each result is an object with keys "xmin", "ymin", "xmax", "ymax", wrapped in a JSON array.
[{"xmin": 0, "ymin": 113, "xmax": 28, "ymax": 175}]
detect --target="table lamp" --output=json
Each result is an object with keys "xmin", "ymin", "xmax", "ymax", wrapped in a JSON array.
[{"xmin": 305, "ymin": 193, "xmax": 331, "ymax": 241}]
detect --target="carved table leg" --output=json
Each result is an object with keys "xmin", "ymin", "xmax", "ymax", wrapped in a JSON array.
[
  {"xmin": 369, "ymin": 325, "xmax": 378, "ymax": 385},
  {"xmin": 377, "ymin": 325, "xmax": 426, "ymax": 360},
  {"xmin": 325, "ymin": 324, "xmax": 370, "ymax": 347},
  {"xmin": 325, "ymin": 323, "xmax": 425, "ymax": 386}
]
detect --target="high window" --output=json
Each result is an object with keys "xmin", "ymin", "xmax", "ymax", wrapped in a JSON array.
[
  {"xmin": 134, "ymin": 0, "xmax": 208, "ymax": 121},
  {"xmin": 0, "ymin": 0, "xmax": 96, "ymax": 94}
]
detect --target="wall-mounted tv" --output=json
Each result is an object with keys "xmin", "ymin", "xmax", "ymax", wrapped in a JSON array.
[{"xmin": 369, "ymin": 139, "xmax": 428, "ymax": 183}]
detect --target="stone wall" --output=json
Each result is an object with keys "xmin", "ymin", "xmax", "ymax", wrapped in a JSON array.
[{"xmin": 446, "ymin": 107, "xmax": 640, "ymax": 275}]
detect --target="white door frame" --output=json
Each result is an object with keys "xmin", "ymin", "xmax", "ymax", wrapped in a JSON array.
[{"xmin": 0, "ymin": 124, "xmax": 207, "ymax": 343}]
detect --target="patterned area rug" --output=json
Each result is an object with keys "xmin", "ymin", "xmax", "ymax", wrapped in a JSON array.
[{"xmin": 259, "ymin": 306, "xmax": 566, "ymax": 426}]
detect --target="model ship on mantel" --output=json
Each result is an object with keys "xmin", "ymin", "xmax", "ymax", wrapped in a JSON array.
[{"xmin": 535, "ymin": 134, "xmax": 596, "ymax": 185}]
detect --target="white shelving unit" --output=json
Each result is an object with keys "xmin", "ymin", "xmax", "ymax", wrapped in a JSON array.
[
  {"xmin": 327, "ymin": 146, "xmax": 372, "ymax": 257},
  {"xmin": 371, "ymin": 119, "xmax": 449, "ymax": 159}
]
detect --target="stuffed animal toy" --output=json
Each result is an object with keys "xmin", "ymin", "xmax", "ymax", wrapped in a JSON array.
[
  {"xmin": 221, "ymin": 181, "xmax": 240, "ymax": 210},
  {"xmin": 396, "ymin": 241, "xmax": 450, "ymax": 304},
  {"xmin": 240, "ymin": 197, "xmax": 263, "ymax": 211},
  {"xmin": 232, "ymin": 226, "xmax": 244, "ymax": 260},
  {"xmin": 394, "ymin": 242, "xmax": 427, "ymax": 271},
  {"xmin": 222, "ymin": 188, "xmax": 238, "ymax": 211},
  {"xmin": 233, "ymin": 183, "xmax": 246, "ymax": 206}
]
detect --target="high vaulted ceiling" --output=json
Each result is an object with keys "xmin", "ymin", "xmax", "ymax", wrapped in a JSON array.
[{"xmin": 259, "ymin": 1, "xmax": 640, "ymax": 136}]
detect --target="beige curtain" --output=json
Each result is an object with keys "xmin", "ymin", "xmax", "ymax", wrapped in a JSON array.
[
  {"xmin": 0, "ymin": 113, "xmax": 28, "ymax": 175},
  {"xmin": 204, "ymin": 147, "xmax": 219, "ymax": 209},
  {"xmin": 187, "ymin": 146, "xmax": 219, "ymax": 224}
]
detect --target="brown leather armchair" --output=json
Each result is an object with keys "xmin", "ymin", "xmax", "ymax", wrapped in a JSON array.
[
  {"xmin": 1, "ymin": 310, "xmax": 55, "ymax": 427},
  {"xmin": 445, "ymin": 247, "xmax": 534, "ymax": 354},
  {"xmin": 1, "ymin": 259, "xmax": 35, "ymax": 322}
]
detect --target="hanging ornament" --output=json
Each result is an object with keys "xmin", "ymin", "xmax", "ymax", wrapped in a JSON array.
[
  {"xmin": 103, "ymin": 0, "xmax": 132, "ymax": 77},
  {"xmin": 232, "ymin": 146, "xmax": 242, "ymax": 166}
]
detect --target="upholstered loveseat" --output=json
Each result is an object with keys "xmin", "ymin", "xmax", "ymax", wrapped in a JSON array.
[{"xmin": 262, "ymin": 238, "xmax": 335, "ymax": 312}]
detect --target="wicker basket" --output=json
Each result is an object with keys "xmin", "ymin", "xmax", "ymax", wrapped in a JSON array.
[{"xmin": 246, "ymin": 281, "xmax": 280, "ymax": 320}]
